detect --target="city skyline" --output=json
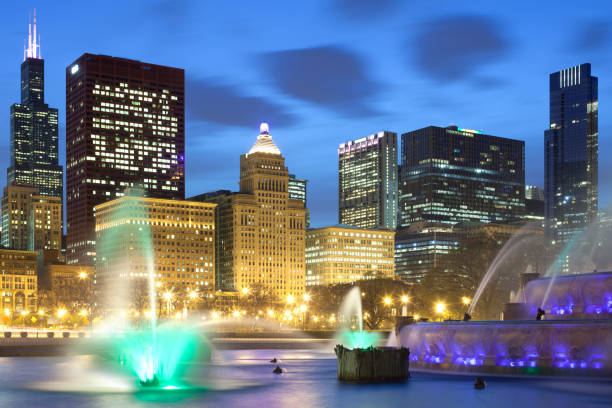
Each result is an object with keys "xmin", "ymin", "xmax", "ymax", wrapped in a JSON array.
[{"xmin": 0, "ymin": 2, "xmax": 610, "ymax": 228}]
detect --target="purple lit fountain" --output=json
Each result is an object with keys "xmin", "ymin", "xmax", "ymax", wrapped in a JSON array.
[{"xmin": 392, "ymin": 271, "xmax": 612, "ymax": 377}]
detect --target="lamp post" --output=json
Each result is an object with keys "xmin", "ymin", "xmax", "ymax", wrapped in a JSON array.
[
  {"xmin": 163, "ymin": 292, "xmax": 173, "ymax": 317},
  {"xmin": 401, "ymin": 295, "xmax": 409, "ymax": 317},
  {"xmin": 435, "ymin": 302, "xmax": 446, "ymax": 321},
  {"xmin": 57, "ymin": 309, "xmax": 67, "ymax": 328}
]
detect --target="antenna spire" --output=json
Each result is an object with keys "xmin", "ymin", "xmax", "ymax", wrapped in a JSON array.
[{"xmin": 24, "ymin": 9, "xmax": 40, "ymax": 60}]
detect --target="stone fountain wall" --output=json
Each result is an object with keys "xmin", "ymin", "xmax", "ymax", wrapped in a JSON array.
[
  {"xmin": 397, "ymin": 320, "xmax": 612, "ymax": 377},
  {"xmin": 524, "ymin": 272, "xmax": 612, "ymax": 319}
]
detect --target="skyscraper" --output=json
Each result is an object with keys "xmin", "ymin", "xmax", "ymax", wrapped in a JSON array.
[
  {"xmin": 545, "ymin": 63, "xmax": 598, "ymax": 243},
  {"xmin": 399, "ymin": 126, "xmax": 525, "ymax": 227},
  {"xmin": 288, "ymin": 174, "xmax": 309, "ymax": 228},
  {"xmin": 65, "ymin": 54, "xmax": 185, "ymax": 265},
  {"xmin": 7, "ymin": 13, "xmax": 62, "ymax": 197},
  {"xmin": 199, "ymin": 123, "xmax": 306, "ymax": 299},
  {"xmin": 338, "ymin": 131, "xmax": 398, "ymax": 230}
]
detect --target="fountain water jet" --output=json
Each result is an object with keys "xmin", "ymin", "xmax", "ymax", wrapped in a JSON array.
[
  {"xmin": 468, "ymin": 228, "xmax": 542, "ymax": 315},
  {"xmin": 336, "ymin": 287, "xmax": 379, "ymax": 349}
]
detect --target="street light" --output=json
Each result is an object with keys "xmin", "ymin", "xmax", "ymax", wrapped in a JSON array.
[
  {"xmin": 79, "ymin": 271, "xmax": 87, "ymax": 279},
  {"xmin": 57, "ymin": 309, "xmax": 67, "ymax": 319},
  {"xmin": 241, "ymin": 287, "xmax": 249, "ymax": 295},
  {"xmin": 383, "ymin": 297, "xmax": 392, "ymax": 306},
  {"xmin": 401, "ymin": 295, "xmax": 409, "ymax": 304},
  {"xmin": 435, "ymin": 302, "xmax": 446, "ymax": 319},
  {"xmin": 286, "ymin": 295, "xmax": 295, "ymax": 305},
  {"xmin": 303, "ymin": 293, "xmax": 310, "ymax": 302},
  {"xmin": 462, "ymin": 297, "xmax": 471, "ymax": 306}
]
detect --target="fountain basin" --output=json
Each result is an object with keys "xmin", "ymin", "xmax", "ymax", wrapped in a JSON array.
[
  {"xmin": 334, "ymin": 345, "xmax": 410, "ymax": 382},
  {"xmin": 396, "ymin": 319, "xmax": 612, "ymax": 377}
]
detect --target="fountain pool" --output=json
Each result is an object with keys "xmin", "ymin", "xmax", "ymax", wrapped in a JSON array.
[{"xmin": 4, "ymin": 348, "xmax": 611, "ymax": 407}]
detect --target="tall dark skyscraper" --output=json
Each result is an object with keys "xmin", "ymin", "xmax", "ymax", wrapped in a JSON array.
[
  {"xmin": 399, "ymin": 126, "xmax": 525, "ymax": 227},
  {"xmin": 66, "ymin": 54, "xmax": 185, "ymax": 265},
  {"xmin": 545, "ymin": 63, "xmax": 598, "ymax": 243},
  {"xmin": 7, "ymin": 13, "xmax": 63, "ymax": 197},
  {"xmin": 338, "ymin": 131, "xmax": 398, "ymax": 230}
]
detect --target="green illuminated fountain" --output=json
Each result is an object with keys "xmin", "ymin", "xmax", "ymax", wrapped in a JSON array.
[
  {"xmin": 116, "ymin": 324, "xmax": 200, "ymax": 389},
  {"xmin": 334, "ymin": 287, "xmax": 409, "ymax": 382},
  {"xmin": 96, "ymin": 190, "xmax": 208, "ymax": 390},
  {"xmin": 336, "ymin": 287, "xmax": 379, "ymax": 349}
]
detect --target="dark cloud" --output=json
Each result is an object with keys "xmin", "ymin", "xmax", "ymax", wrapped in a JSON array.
[
  {"xmin": 333, "ymin": 0, "xmax": 400, "ymax": 21},
  {"xmin": 470, "ymin": 76, "xmax": 508, "ymax": 90},
  {"xmin": 412, "ymin": 15, "xmax": 510, "ymax": 82},
  {"xmin": 573, "ymin": 21, "xmax": 611, "ymax": 51},
  {"xmin": 260, "ymin": 46, "xmax": 382, "ymax": 117},
  {"xmin": 186, "ymin": 77, "xmax": 297, "ymax": 128},
  {"xmin": 147, "ymin": 0, "xmax": 191, "ymax": 26}
]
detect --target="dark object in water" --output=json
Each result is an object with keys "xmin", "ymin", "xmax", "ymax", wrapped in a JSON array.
[
  {"xmin": 139, "ymin": 375, "xmax": 161, "ymax": 388},
  {"xmin": 270, "ymin": 358, "xmax": 277, "ymax": 363},
  {"xmin": 536, "ymin": 308, "xmax": 546, "ymax": 321},
  {"xmin": 474, "ymin": 378, "xmax": 486, "ymax": 389},
  {"xmin": 463, "ymin": 313, "xmax": 472, "ymax": 321},
  {"xmin": 273, "ymin": 365, "xmax": 283, "ymax": 374}
]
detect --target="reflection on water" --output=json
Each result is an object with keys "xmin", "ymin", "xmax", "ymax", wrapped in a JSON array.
[{"xmin": 0, "ymin": 349, "xmax": 610, "ymax": 408}]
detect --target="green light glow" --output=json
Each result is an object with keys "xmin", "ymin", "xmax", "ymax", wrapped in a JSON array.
[
  {"xmin": 457, "ymin": 127, "xmax": 482, "ymax": 134},
  {"xmin": 114, "ymin": 323, "xmax": 201, "ymax": 387},
  {"xmin": 338, "ymin": 328, "xmax": 380, "ymax": 349}
]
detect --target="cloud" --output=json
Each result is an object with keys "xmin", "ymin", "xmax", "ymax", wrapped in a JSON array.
[
  {"xmin": 333, "ymin": 0, "xmax": 400, "ymax": 21},
  {"xmin": 573, "ymin": 21, "xmax": 611, "ymax": 51},
  {"xmin": 260, "ymin": 46, "xmax": 383, "ymax": 117},
  {"xmin": 186, "ymin": 77, "xmax": 297, "ymax": 128},
  {"xmin": 412, "ymin": 15, "xmax": 510, "ymax": 82}
]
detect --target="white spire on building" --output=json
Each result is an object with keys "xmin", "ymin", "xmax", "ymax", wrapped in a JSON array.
[
  {"xmin": 248, "ymin": 122, "xmax": 281, "ymax": 155},
  {"xmin": 24, "ymin": 9, "xmax": 41, "ymax": 61}
]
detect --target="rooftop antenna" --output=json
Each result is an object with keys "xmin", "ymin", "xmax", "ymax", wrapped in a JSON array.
[{"xmin": 24, "ymin": 9, "xmax": 40, "ymax": 60}]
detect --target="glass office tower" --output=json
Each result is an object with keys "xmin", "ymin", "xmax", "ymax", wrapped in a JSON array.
[
  {"xmin": 7, "ymin": 15, "xmax": 62, "ymax": 198},
  {"xmin": 338, "ymin": 131, "xmax": 398, "ymax": 230},
  {"xmin": 399, "ymin": 126, "xmax": 525, "ymax": 227},
  {"xmin": 544, "ymin": 63, "xmax": 598, "ymax": 243}
]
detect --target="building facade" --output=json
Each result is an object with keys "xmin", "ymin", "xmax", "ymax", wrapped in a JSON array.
[
  {"xmin": 545, "ymin": 63, "xmax": 598, "ymax": 243},
  {"xmin": 0, "ymin": 249, "xmax": 38, "ymax": 313},
  {"xmin": 44, "ymin": 264, "xmax": 94, "ymax": 310},
  {"xmin": 524, "ymin": 185, "xmax": 545, "ymax": 227},
  {"xmin": 394, "ymin": 222, "xmax": 459, "ymax": 283},
  {"xmin": 7, "ymin": 16, "xmax": 63, "ymax": 198},
  {"xmin": 1, "ymin": 185, "xmax": 62, "ymax": 257},
  {"xmin": 200, "ymin": 124, "xmax": 306, "ymax": 300},
  {"xmin": 66, "ymin": 54, "xmax": 185, "ymax": 265},
  {"xmin": 305, "ymin": 225, "xmax": 395, "ymax": 286},
  {"xmin": 288, "ymin": 174, "xmax": 309, "ymax": 228},
  {"xmin": 399, "ymin": 126, "xmax": 525, "ymax": 228},
  {"xmin": 338, "ymin": 131, "xmax": 398, "ymax": 230},
  {"xmin": 94, "ymin": 195, "xmax": 215, "ymax": 312}
]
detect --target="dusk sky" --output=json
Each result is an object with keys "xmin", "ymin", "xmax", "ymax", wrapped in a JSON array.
[{"xmin": 0, "ymin": 0, "xmax": 611, "ymax": 227}]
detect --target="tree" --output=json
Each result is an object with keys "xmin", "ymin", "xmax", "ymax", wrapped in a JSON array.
[{"xmin": 308, "ymin": 279, "xmax": 410, "ymax": 330}]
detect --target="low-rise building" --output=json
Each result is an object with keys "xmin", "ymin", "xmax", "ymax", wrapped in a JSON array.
[
  {"xmin": 94, "ymin": 195, "xmax": 216, "ymax": 313},
  {"xmin": 306, "ymin": 225, "xmax": 395, "ymax": 286},
  {"xmin": 0, "ymin": 248, "xmax": 38, "ymax": 313}
]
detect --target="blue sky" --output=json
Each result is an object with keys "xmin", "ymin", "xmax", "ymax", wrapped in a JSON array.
[{"xmin": 0, "ymin": 0, "xmax": 610, "ymax": 227}]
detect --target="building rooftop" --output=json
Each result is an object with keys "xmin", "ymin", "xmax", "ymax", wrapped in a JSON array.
[{"xmin": 248, "ymin": 122, "xmax": 281, "ymax": 155}]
